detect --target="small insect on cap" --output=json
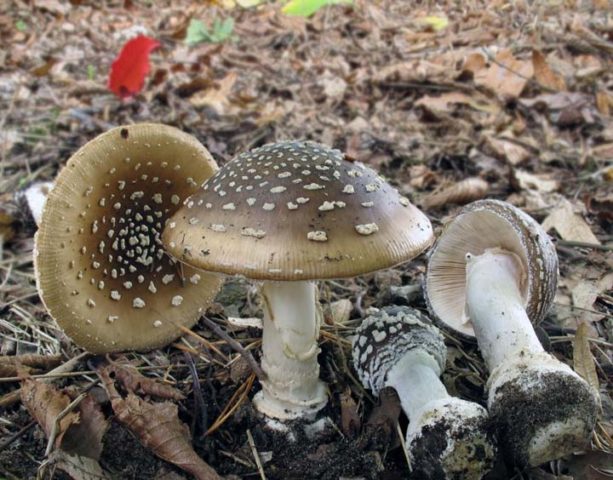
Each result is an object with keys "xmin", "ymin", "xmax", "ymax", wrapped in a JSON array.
[
  {"xmin": 163, "ymin": 141, "xmax": 434, "ymax": 281},
  {"xmin": 35, "ymin": 124, "xmax": 223, "ymax": 353}
]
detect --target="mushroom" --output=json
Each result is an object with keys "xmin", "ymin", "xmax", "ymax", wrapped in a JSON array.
[
  {"xmin": 162, "ymin": 140, "xmax": 433, "ymax": 420},
  {"xmin": 35, "ymin": 124, "xmax": 223, "ymax": 353},
  {"xmin": 425, "ymin": 199, "xmax": 598, "ymax": 466},
  {"xmin": 353, "ymin": 306, "xmax": 496, "ymax": 480}
]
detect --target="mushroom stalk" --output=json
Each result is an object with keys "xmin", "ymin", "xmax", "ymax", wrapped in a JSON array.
[
  {"xmin": 465, "ymin": 249, "xmax": 544, "ymax": 371},
  {"xmin": 253, "ymin": 280, "xmax": 327, "ymax": 419},
  {"xmin": 385, "ymin": 351, "xmax": 448, "ymax": 420}
]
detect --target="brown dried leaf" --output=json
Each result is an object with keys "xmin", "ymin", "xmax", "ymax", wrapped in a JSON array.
[
  {"xmin": 573, "ymin": 322, "xmax": 600, "ymax": 406},
  {"xmin": 542, "ymin": 198, "xmax": 601, "ymax": 244},
  {"xmin": 98, "ymin": 368, "xmax": 220, "ymax": 480},
  {"xmin": 484, "ymin": 137, "xmax": 531, "ymax": 166},
  {"xmin": 512, "ymin": 170, "xmax": 559, "ymax": 193},
  {"xmin": 340, "ymin": 388, "xmax": 360, "ymax": 438},
  {"xmin": 532, "ymin": 50, "xmax": 566, "ymax": 91},
  {"xmin": 62, "ymin": 394, "xmax": 109, "ymax": 460},
  {"xmin": 190, "ymin": 71, "xmax": 237, "ymax": 114},
  {"xmin": 595, "ymin": 90, "xmax": 610, "ymax": 116},
  {"xmin": 416, "ymin": 91, "xmax": 499, "ymax": 115},
  {"xmin": 48, "ymin": 449, "xmax": 110, "ymax": 480},
  {"xmin": 475, "ymin": 49, "xmax": 533, "ymax": 100},
  {"xmin": 519, "ymin": 92, "xmax": 597, "ymax": 126},
  {"xmin": 20, "ymin": 378, "xmax": 80, "ymax": 449},
  {"xmin": 422, "ymin": 177, "xmax": 489, "ymax": 209},
  {"xmin": 104, "ymin": 363, "xmax": 185, "ymax": 401},
  {"xmin": 0, "ymin": 354, "xmax": 63, "ymax": 377}
]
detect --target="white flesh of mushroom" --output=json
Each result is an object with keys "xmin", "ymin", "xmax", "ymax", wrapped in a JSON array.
[
  {"xmin": 464, "ymin": 248, "xmax": 544, "ymax": 370},
  {"xmin": 253, "ymin": 281, "xmax": 327, "ymax": 419}
]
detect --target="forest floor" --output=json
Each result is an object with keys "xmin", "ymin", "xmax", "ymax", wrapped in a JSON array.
[{"xmin": 0, "ymin": 1, "xmax": 611, "ymax": 479}]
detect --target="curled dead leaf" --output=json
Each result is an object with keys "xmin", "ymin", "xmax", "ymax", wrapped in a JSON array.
[
  {"xmin": 422, "ymin": 177, "xmax": 489, "ymax": 209},
  {"xmin": 20, "ymin": 378, "xmax": 81, "ymax": 451},
  {"xmin": 97, "ymin": 366, "xmax": 220, "ymax": 480},
  {"xmin": 0, "ymin": 354, "xmax": 62, "ymax": 378},
  {"xmin": 102, "ymin": 363, "xmax": 185, "ymax": 401},
  {"xmin": 573, "ymin": 322, "xmax": 601, "ymax": 407}
]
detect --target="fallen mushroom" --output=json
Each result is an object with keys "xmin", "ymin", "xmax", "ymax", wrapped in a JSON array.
[
  {"xmin": 35, "ymin": 124, "xmax": 223, "ymax": 353},
  {"xmin": 425, "ymin": 199, "xmax": 598, "ymax": 466},
  {"xmin": 163, "ymin": 140, "xmax": 433, "ymax": 420},
  {"xmin": 353, "ymin": 306, "xmax": 496, "ymax": 480}
]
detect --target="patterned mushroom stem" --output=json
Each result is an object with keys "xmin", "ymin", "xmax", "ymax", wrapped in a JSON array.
[
  {"xmin": 353, "ymin": 306, "xmax": 496, "ymax": 480},
  {"xmin": 253, "ymin": 281, "xmax": 327, "ymax": 419}
]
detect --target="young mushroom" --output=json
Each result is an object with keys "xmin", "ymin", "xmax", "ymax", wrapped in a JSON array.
[
  {"xmin": 163, "ymin": 140, "xmax": 433, "ymax": 420},
  {"xmin": 425, "ymin": 199, "xmax": 598, "ymax": 466},
  {"xmin": 35, "ymin": 124, "xmax": 223, "ymax": 353},
  {"xmin": 353, "ymin": 306, "xmax": 496, "ymax": 480}
]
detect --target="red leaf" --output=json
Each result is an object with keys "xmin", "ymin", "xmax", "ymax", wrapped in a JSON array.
[{"xmin": 108, "ymin": 35, "xmax": 160, "ymax": 99}]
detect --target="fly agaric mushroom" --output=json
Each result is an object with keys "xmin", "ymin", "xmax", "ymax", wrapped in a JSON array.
[
  {"xmin": 35, "ymin": 124, "xmax": 223, "ymax": 353},
  {"xmin": 425, "ymin": 199, "xmax": 597, "ymax": 466},
  {"xmin": 163, "ymin": 141, "xmax": 433, "ymax": 420},
  {"xmin": 353, "ymin": 306, "xmax": 496, "ymax": 480}
]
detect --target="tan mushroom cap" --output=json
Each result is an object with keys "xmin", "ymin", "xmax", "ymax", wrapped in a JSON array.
[
  {"xmin": 35, "ymin": 124, "xmax": 223, "ymax": 353},
  {"xmin": 163, "ymin": 141, "xmax": 433, "ymax": 281},
  {"xmin": 425, "ymin": 199, "xmax": 558, "ymax": 338}
]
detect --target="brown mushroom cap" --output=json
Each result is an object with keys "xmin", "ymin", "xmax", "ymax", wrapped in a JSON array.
[
  {"xmin": 162, "ymin": 141, "xmax": 433, "ymax": 281},
  {"xmin": 35, "ymin": 124, "xmax": 223, "ymax": 353},
  {"xmin": 425, "ymin": 199, "xmax": 558, "ymax": 338}
]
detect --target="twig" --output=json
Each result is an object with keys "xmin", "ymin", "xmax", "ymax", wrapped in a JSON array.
[
  {"xmin": 396, "ymin": 421, "xmax": 412, "ymax": 473},
  {"xmin": 247, "ymin": 429, "xmax": 267, "ymax": 480},
  {"xmin": 200, "ymin": 316, "xmax": 266, "ymax": 382},
  {"xmin": 555, "ymin": 240, "xmax": 612, "ymax": 252},
  {"xmin": 44, "ymin": 391, "xmax": 88, "ymax": 457},
  {"xmin": 0, "ymin": 420, "xmax": 36, "ymax": 453}
]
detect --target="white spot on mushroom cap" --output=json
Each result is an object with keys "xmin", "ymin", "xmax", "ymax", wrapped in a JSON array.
[
  {"xmin": 133, "ymin": 297, "xmax": 146, "ymax": 308},
  {"xmin": 172, "ymin": 295, "xmax": 183, "ymax": 306},
  {"xmin": 307, "ymin": 231, "xmax": 328, "ymax": 242},
  {"xmin": 355, "ymin": 223, "xmax": 379, "ymax": 235}
]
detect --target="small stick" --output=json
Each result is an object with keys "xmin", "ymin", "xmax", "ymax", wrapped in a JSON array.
[
  {"xmin": 247, "ymin": 429, "xmax": 267, "ymax": 480},
  {"xmin": 44, "ymin": 391, "xmax": 88, "ymax": 457},
  {"xmin": 200, "ymin": 316, "xmax": 266, "ymax": 382},
  {"xmin": 0, "ymin": 420, "xmax": 36, "ymax": 453},
  {"xmin": 396, "ymin": 421, "xmax": 412, "ymax": 473}
]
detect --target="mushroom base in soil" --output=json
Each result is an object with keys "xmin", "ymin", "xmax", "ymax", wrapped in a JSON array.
[
  {"xmin": 465, "ymin": 249, "xmax": 597, "ymax": 466},
  {"xmin": 252, "ymin": 280, "xmax": 328, "ymax": 420},
  {"xmin": 426, "ymin": 200, "xmax": 598, "ymax": 467},
  {"xmin": 353, "ymin": 306, "xmax": 496, "ymax": 480}
]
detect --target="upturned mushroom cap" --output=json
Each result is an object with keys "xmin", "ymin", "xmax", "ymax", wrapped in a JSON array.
[
  {"xmin": 35, "ymin": 124, "xmax": 223, "ymax": 353},
  {"xmin": 352, "ymin": 306, "xmax": 446, "ymax": 395},
  {"xmin": 425, "ymin": 199, "xmax": 558, "ymax": 338},
  {"xmin": 162, "ymin": 141, "xmax": 433, "ymax": 281}
]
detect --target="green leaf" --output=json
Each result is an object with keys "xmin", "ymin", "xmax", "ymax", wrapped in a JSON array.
[
  {"xmin": 282, "ymin": 0, "xmax": 353, "ymax": 17},
  {"xmin": 185, "ymin": 17, "xmax": 235, "ymax": 46},
  {"xmin": 87, "ymin": 65, "xmax": 96, "ymax": 81},
  {"xmin": 15, "ymin": 19, "xmax": 27, "ymax": 31}
]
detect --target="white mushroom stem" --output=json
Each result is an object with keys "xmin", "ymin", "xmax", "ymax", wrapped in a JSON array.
[
  {"xmin": 385, "ymin": 350, "xmax": 448, "ymax": 421},
  {"xmin": 465, "ymin": 249, "xmax": 544, "ymax": 371},
  {"xmin": 23, "ymin": 181, "xmax": 54, "ymax": 227},
  {"xmin": 253, "ymin": 280, "xmax": 327, "ymax": 419}
]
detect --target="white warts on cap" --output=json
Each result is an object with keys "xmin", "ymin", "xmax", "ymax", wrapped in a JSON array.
[
  {"xmin": 355, "ymin": 223, "xmax": 379, "ymax": 235},
  {"xmin": 307, "ymin": 231, "xmax": 328, "ymax": 242}
]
